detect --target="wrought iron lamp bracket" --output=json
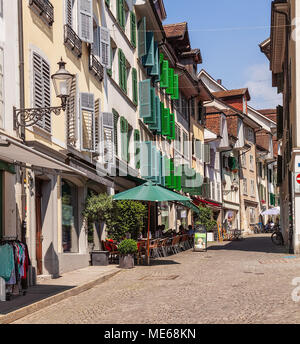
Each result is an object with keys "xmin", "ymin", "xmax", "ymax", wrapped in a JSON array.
[{"xmin": 13, "ymin": 105, "xmax": 65, "ymax": 129}]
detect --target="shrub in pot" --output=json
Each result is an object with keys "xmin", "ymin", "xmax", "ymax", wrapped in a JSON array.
[{"xmin": 118, "ymin": 239, "xmax": 138, "ymax": 269}]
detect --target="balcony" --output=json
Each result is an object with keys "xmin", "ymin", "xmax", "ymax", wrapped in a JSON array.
[
  {"xmin": 64, "ymin": 24, "xmax": 82, "ymax": 58},
  {"xmin": 29, "ymin": 0, "xmax": 54, "ymax": 26},
  {"xmin": 89, "ymin": 53, "xmax": 104, "ymax": 83}
]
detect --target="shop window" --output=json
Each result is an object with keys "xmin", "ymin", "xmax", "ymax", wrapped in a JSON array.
[{"xmin": 61, "ymin": 179, "xmax": 79, "ymax": 253}]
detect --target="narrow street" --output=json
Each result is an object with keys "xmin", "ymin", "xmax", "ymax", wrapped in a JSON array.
[{"xmin": 13, "ymin": 235, "xmax": 300, "ymax": 324}]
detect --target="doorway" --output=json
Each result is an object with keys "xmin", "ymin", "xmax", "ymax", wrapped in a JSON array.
[{"xmin": 35, "ymin": 179, "xmax": 43, "ymax": 275}]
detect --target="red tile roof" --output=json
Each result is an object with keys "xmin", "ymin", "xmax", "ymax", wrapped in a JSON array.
[
  {"xmin": 164, "ymin": 22, "xmax": 187, "ymax": 39},
  {"xmin": 212, "ymin": 88, "xmax": 250, "ymax": 101}
]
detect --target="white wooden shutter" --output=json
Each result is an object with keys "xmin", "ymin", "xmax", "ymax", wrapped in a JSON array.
[
  {"xmin": 94, "ymin": 98, "xmax": 101, "ymax": 153},
  {"xmin": 32, "ymin": 52, "xmax": 51, "ymax": 132},
  {"xmin": 65, "ymin": 0, "xmax": 73, "ymax": 27},
  {"xmin": 99, "ymin": 26, "xmax": 111, "ymax": 68},
  {"xmin": 66, "ymin": 75, "xmax": 78, "ymax": 145},
  {"xmin": 78, "ymin": 0, "xmax": 93, "ymax": 43},
  {"xmin": 80, "ymin": 92, "xmax": 95, "ymax": 151},
  {"xmin": 100, "ymin": 112, "xmax": 115, "ymax": 166}
]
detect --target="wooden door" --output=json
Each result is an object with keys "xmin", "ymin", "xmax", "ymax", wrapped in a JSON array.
[{"xmin": 35, "ymin": 179, "xmax": 43, "ymax": 275}]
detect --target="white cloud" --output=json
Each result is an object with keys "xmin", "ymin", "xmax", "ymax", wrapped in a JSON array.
[{"xmin": 244, "ymin": 63, "xmax": 282, "ymax": 110}]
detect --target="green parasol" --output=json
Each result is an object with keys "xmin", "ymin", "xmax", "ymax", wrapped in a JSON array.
[{"xmin": 113, "ymin": 181, "xmax": 191, "ymax": 264}]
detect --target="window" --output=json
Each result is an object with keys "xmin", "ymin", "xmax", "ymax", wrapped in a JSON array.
[
  {"xmin": 249, "ymin": 155, "xmax": 254, "ymax": 171},
  {"xmin": 243, "ymin": 179, "xmax": 247, "ymax": 195},
  {"xmin": 241, "ymin": 154, "xmax": 246, "ymax": 168},
  {"xmin": 249, "ymin": 208, "xmax": 255, "ymax": 224},
  {"xmin": 247, "ymin": 127, "xmax": 254, "ymax": 143},
  {"xmin": 32, "ymin": 52, "xmax": 51, "ymax": 132},
  {"xmin": 120, "ymin": 116, "xmax": 131, "ymax": 163},
  {"xmin": 250, "ymin": 179, "xmax": 255, "ymax": 197},
  {"xmin": 112, "ymin": 109, "xmax": 119, "ymax": 156},
  {"xmin": 61, "ymin": 179, "xmax": 79, "ymax": 253},
  {"xmin": 0, "ymin": 47, "xmax": 3, "ymax": 128}
]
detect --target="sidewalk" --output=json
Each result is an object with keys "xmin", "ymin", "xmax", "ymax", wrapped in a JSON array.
[{"xmin": 0, "ymin": 265, "xmax": 121, "ymax": 324}]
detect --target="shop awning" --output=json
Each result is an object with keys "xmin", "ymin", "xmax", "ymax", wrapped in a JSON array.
[
  {"xmin": 0, "ymin": 136, "xmax": 87, "ymax": 177},
  {"xmin": 193, "ymin": 197, "xmax": 222, "ymax": 208},
  {"xmin": 180, "ymin": 201, "xmax": 200, "ymax": 214}
]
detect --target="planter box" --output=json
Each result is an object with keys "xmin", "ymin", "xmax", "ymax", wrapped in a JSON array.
[
  {"xmin": 91, "ymin": 251, "xmax": 109, "ymax": 266},
  {"xmin": 119, "ymin": 254, "xmax": 134, "ymax": 269},
  {"xmin": 207, "ymin": 232, "xmax": 215, "ymax": 242}
]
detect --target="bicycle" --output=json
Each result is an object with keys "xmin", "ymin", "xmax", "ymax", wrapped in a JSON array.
[{"xmin": 271, "ymin": 225, "xmax": 284, "ymax": 246}]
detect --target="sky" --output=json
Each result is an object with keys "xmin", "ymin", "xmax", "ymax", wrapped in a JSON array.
[{"xmin": 163, "ymin": 0, "xmax": 282, "ymax": 110}]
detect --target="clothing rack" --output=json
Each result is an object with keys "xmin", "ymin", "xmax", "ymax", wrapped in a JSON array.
[{"xmin": 0, "ymin": 238, "xmax": 30, "ymax": 301}]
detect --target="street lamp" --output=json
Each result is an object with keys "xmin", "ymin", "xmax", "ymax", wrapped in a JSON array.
[{"xmin": 13, "ymin": 58, "xmax": 74, "ymax": 129}]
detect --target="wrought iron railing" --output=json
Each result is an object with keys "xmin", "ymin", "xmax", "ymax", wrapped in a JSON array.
[
  {"xmin": 89, "ymin": 53, "xmax": 104, "ymax": 83},
  {"xmin": 29, "ymin": 0, "xmax": 54, "ymax": 26},
  {"xmin": 64, "ymin": 24, "xmax": 82, "ymax": 58}
]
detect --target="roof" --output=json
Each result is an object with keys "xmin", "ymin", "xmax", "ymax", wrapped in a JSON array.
[
  {"xmin": 212, "ymin": 88, "xmax": 251, "ymax": 101},
  {"xmin": 164, "ymin": 22, "xmax": 187, "ymax": 39}
]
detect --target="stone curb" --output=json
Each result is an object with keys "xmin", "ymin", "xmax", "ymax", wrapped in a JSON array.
[{"xmin": 0, "ymin": 269, "xmax": 121, "ymax": 324}]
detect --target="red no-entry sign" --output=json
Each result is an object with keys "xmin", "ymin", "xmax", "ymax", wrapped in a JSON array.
[{"xmin": 297, "ymin": 174, "xmax": 300, "ymax": 185}]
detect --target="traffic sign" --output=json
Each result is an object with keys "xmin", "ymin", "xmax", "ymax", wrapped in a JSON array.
[{"xmin": 296, "ymin": 174, "xmax": 300, "ymax": 185}]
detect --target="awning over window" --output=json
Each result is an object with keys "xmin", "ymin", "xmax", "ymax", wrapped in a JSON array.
[{"xmin": 0, "ymin": 136, "xmax": 87, "ymax": 177}]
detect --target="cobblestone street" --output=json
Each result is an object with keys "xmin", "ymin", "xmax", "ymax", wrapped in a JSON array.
[{"xmin": 13, "ymin": 235, "xmax": 300, "ymax": 324}]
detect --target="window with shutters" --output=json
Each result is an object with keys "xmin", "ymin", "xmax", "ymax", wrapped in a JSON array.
[
  {"xmin": 66, "ymin": 75, "xmax": 78, "ymax": 146},
  {"xmin": 120, "ymin": 116, "xmax": 128, "ymax": 162},
  {"xmin": 116, "ymin": 0, "xmax": 127, "ymax": 31},
  {"xmin": 80, "ymin": 93, "xmax": 95, "ymax": 152},
  {"xmin": 249, "ymin": 155, "xmax": 254, "ymax": 171},
  {"xmin": 0, "ymin": 47, "xmax": 3, "ymax": 128},
  {"xmin": 32, "ymin": 52, "xmax": 51, "ymax": 132},
  {"xmin": 134, "ymin": 129, "xmax": 140, "ymax": 169},
  {"xmin": 138, "ymin": 17, "xmax": 146, "ymax": 58}
]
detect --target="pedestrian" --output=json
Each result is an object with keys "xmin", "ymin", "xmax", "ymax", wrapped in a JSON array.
[{"xmin": 188, "ymin": 225, "xmax": 194, "ymax": 236}]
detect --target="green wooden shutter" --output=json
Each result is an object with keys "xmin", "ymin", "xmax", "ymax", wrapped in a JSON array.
[
  {"xmin": 168, "ymin": 112, "xmax": 175, "ymax": 140},
  {"xmin": 138, "ymin": 17, "xmax": 146, "ymax": 57},
  {"xmin": 132, "ymin": 68, "xmax": 138, "ymax": 106},
  {"xmin": 171, "ymin": 74, "xmax": 179, "ymax": 100},
  {"xmin": 142, "ymin": 32, "xmax": 154, "ymax": 67},
  {"xmin": 112, "ymin": 109, "xmax": 119, "ymax": 156},
  {"xmin": 120, "ymin": 116, "xmax": 128, "ymax": 161},
  {"xmin": 166, "ymin": 68, "xmax": 174, "ymax": 95},
  {"xmin": 134, "ymin": 129, "xmax": 140, "ymax": 169},
  {"xmin": 149, "ymin": 96, "xmax": 162, "ymax": 133},
  {"xmin": 130, "ymin": 11, "xmax": 137, "ymax": 47},
  {"xmin": 117, "ymin": 0, "xmax": 125, "ymax": 30},
  {"xmin": 147, "ymin": 42, "xmax": 159, "ymax": 76},
  {"xmin": 144, "ymin": 87, "xmax": 156, "ymax": 124},
  {"xmin": 160, "ymin": 60, "xmax": 169, "ymax": 88},
  {"xmin": 162, "ymin": 107, "xmax": 171, "ymax": 136},
  {"xmin": 139, "ymin": 79, "xmax": 152, "ymax": 118},
  {"xmin": 118, "ymin": 49, "xmax": 126, "ymax": 93}
]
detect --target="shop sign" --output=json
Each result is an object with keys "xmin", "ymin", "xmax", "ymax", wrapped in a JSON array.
[
  {"xmin": 194, "ymin": 226, "xmax": 207, "ymax": 252},
  {"xmin": 181, "ymin": 210, "xmax": 187, "ymax": 218}
]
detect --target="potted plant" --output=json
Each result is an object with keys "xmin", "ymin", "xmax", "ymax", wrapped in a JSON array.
[{"xmin": 118, "ymin": 239, "xmax": 138, "ymax": 269}]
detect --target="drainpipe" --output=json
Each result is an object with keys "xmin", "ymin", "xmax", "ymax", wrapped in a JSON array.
[{"xmin": 17, "ymin": 0, "xmax": 26, "ymax": 241}]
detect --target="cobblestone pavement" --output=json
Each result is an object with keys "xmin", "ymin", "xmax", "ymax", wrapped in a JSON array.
[{"xmin": 13, "ymin": 235, "xmax": 300, "ymax": 324}]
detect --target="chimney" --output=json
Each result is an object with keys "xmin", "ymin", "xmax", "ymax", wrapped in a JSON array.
[{"xmin": 217, "ymin": 79, "xmax": 222, "ymax": 85}]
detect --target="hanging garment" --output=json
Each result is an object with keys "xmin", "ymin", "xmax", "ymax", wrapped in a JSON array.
[{"xmin": 0, "ymin": 244, "xmax": 15, "ymax": 282}]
